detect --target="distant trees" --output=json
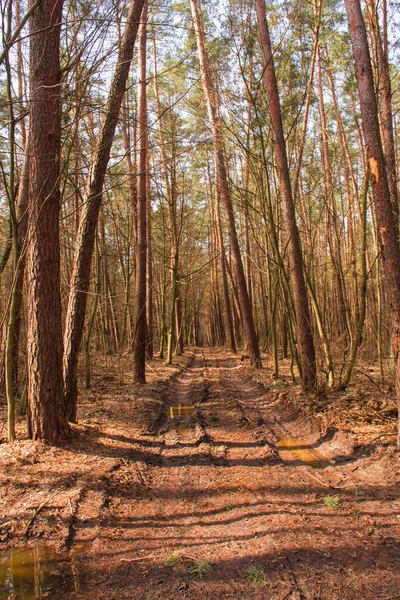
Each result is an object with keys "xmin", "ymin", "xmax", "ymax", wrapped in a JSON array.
[
  {"xmin": 0, "ymin": 0, "xmax": 399, "ymax": 444},
  {"xmin": 63, "ymin": 0, "xmax": 146, "ymax": 418},
  {"xmin": 190, "ymin": 0, "xmax": 262, "ymax": 368}
]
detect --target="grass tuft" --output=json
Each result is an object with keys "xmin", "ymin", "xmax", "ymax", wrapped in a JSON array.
[
  {"xmin": 245, "ymin": 565, "xmax": 266, "ymax": 586},
  {"xmin": 188, "ymin": 559, "xmax": 214, "ymax": 577},
  {"xmin": 322, "ymin": 494, "xmax": 340, "ymax": 509},
  {"xmin": 209, "ymin": 414, "xmax": 220, "ymax": 422},
  {"xmin": 164, "ymin": 551, "xmax": 213, "ymax": 577},
  {"xmin": 213, "ymin": 444, "xmax": 227, "ymax": 454},
  {"xmin": 164, "ymin": 550, "xmax": 185, "ymax": 569}
]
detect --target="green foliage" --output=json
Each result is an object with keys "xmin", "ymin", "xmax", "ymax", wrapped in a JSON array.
[
  {"xmin": 188, "ymin": 559, "xmax": 214, "ymax": 577},
  {"xmin": 164, "ymin": 551, "xmax": 213, "ymax": 577},
  {"xmin": 322, "ymin": 495, "xmax": 340, "ymax": 509},
  {"xmin": 209, "ymin": 414, "xmax": 220, "ymax": 422},
  {"xmin": 245, "ymin": 565, "xmax": 266, "ymax": 586},
  {"xmin": 164, "ymin": 550, "xmax": 186, "ymax": 569}
]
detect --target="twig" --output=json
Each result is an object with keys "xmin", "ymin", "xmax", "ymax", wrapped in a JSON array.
[
  {"xmin": 68, "ymin": 497, "xmax": 74, "ymax": 515},
  {"xmin": 305, "ymin": 470, "xmax": 366, "ymax": 491},
  {"xmin": 369, "ymin": 432, "xmax": 397, "ymax": 443},
  {"xmin": 119, "ymin": 553, "xmax": 156, "ymax": 563},
  {"xmin": 24, "ymin": 490, "xmax": 61, "ymax": 535},
  {"xmin": 92, "ymin": 354, "xmax": 129, "ymax": 388},
  {"xmin": 370, "ymin": 408, "xmax": 394, "ymax": 423},
  {"xmin": 335, "ymin": 482, "xmax": 364, "ymax": 490},
  {"xmin": 355, "ymin": 369, "xmax": 382, "ymax": 391},
  {"xmin": 236, "ymin": 400, "xmax": 253, "ymax": 424},
  {"xmin": 0, "ymin": 0, "xmax": 41, "ymax": 68},
  {"xmin": 303, "ymin": 470, "xmax": 335, "ymax": 489},
  {"xmin": 263, "ymin": 397, "xmax": 284, "ymax": 408}
]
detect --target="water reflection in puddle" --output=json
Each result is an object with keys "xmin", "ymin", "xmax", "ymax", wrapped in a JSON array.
[
  {"xmin": 277, "ymin": 431, "xmax": 329, "ymax": 468},
  {"xmin": 168, "ymin": 404, "xmax": 195, "ymax": 418},
  {"xmin": 0, "ymin": 546, "xmax": 80, "ymax": 600}
]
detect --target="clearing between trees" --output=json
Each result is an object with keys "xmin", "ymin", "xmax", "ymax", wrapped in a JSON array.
[{"xmin": 0, "ymin": 348, "xmax": 399, "ymax": 599}]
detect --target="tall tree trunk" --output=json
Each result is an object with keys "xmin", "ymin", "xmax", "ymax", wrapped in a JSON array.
[
  {"xmin": 244, "ymin": 95, "xmax": 254, "ymax": 312},
  {"xmin": 122, "ymin": 99, "xmax": 138, "ymax": 238},
  {"xmin": 215, "ymin": 187, "xmax": 236, "ymax": 353},
  {"xmin": 175, "ymin": 296, "xmax": 184, "ymax": 355},
  {"xmin": 146, "ymin": 162, "xmax": 153, "ymax": 359},
  {"xmin": 365, "ymin": 0, "xmax": 399, "ymax": 225},
  {"xmin": 151, "ymin": 33, "xmax": 182, "ymax": 363},
  {"xmin": 63, "ymin": 0, "xmax": 145, "ymax": 419},
  {"xmin": 15, "ymin": 0, "xmax": 27, "ymax": 150},
  {"xmin": 256, "ymin": 0, "xmax": 316, "ymax": 389},
  {"xmin": 4, "ymin": 0, "xmax": 19, "ymax": 440},
  {"xmin": 342, "ymin": 172, "xmax": 369, "ymax": 387},
  {"xmin": 84, "ymin": 236, "xmax": 100, "ymax": 389},
  {"xmin": 314, "ymin": 48, "xmax": 337, "ymax": 386},
  {"xmin": 206, "ymin": 152, "xmax": 236, "ymax": 352},
  {"xmin": 190, "ymin": 0, "xmax": 261, "ymax": 367},
  {"xmin": 27, "ymin": 0, "xmax": 68, "ymax": 443},
  {"xmin": 324, "ymin": 51, "xmax": 357, "ymax": 346},
  {"xmin": 7, "ymin": 138, "xmax": 30, "ymax": 434},
  {"xmin": 344, "ymin": 0, "xmax": 400, "ymax": 448},
  {"xmin": 133, "ymin": 0, "xmax": 148, "ymax": 383}
]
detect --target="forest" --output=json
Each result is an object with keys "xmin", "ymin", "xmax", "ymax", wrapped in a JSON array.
[{"xmin": 0, "ymin": 0, "xmax": 399, "ymax": 598}]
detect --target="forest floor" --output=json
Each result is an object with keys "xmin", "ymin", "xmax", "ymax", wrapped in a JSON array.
[{"xmin": 0, "ymin": 348, "xmax": 399, "ymax": 600}]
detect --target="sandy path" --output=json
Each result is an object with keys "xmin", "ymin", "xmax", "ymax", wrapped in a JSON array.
[
  {"xmin": 1, "ymin": 348, "xmax": 399, "ymax": 600},
  {"xmin": 65, "ymin": 349, "xmax": 400, "ymax": 600}
]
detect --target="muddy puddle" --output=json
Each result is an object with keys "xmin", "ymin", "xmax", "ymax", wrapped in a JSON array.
[
  {"xmin": 168, "ymin": 404, "xmax": 195, "ymax": 418},
  {"xmin": 0, "ymin": 546, "xmax": 80, "ymax": 600},
  {"xmin": 276, "ymin": 430, "xmax": 329, "ymax": 468}
]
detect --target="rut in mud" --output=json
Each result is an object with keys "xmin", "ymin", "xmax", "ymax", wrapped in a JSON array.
[{"xmin": 1, "ymin": 349, "xmax": 399, "ymax": 600}]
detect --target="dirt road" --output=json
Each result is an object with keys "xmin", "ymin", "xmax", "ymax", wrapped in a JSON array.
[{"xmin": 1, "ymin": 349, "xmax": 399, "ymax": 599}]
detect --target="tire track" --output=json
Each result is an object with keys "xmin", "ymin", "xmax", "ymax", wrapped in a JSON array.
[{"xmin": 65, "ymin": 349, "xmax": 400, "ymax": 600}]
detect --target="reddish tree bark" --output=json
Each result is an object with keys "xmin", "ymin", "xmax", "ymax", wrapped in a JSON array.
[
  {"xmin": 133, "ymin": 0, "xmax": 148, "ymax": 383},
  {"xmin": 344, "ymin": 0, "xmax": 400, "ymax": 448},
  {"xmin": 255, "ymin": 0, "xmax": 316, "ymax": 389},
  {"xmin": 365, "ymin": 0, "xmax": 399, "ymax": 225},
  {"xmin": 146, "ymin": 143, "xmax": 153, "ymax": 359},
  {"xmin": 27, "ymin": 0, "xmax": 68, "ymax": 443},
  {"xmin": 12, "ymin": 137, "xmax": 30, "ymax": 402},
  {"xmin": 215, "ymin": 186, "xmax": 236, "ymax": 354}
]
